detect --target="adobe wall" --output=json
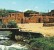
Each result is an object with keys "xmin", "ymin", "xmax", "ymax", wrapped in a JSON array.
[
  {"xmin": 2, "ymin": 12, "xmax": 24, "ymax": 24},
  {"xmin": 43, "ymin": 16, "xmax": 54, "ymax": 23},
  {"xmin": 0, "ymin": 12, "xmax": 54, "ymax": 24}
]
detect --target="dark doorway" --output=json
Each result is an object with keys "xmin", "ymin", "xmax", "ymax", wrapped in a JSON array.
[
  {"xmin": 21, "ymin": 19, "xmax": 23, "ymax": 23},
  {"xmin": 0, "ymin": 19, "xmax": 2, "ymax": 24},
  {"xmin": 38, "ymin": 18, "xmax": 41, "ymax": 23}
]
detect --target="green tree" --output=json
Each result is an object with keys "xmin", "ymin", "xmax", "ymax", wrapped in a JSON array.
[
  {"xmin": 0, "ymin": 9, "xmax": 19, "ymax": 17},
  {"xmin": 0, "ymin": 9, "xmax": 8, "ymax": 17},
  {"xmin": 7, "ymin": 10, "xmax": 18, "ymax": 13},
  {"xmin": 24, "ymin": 10, "xmax": 39, "ymax": 14},
  {"xmin": 7, "ymin": 20, "xmax": 18, "ymax": 40}
]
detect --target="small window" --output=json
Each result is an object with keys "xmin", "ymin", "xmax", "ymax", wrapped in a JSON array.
[
  {"xmin": 18, "ymin": 18, "xmax": 20, "ymax": 20},
  {"xmin": 52, "ymin": 14, "xmax": 54, "ymax": 16},
  {"xmin": 35, "ymin": 15, "xmax": 36, "ymax": 16},
  {"xmin": 29, "ymin": 18, "xmax": 30, "ymax": 20},
  {"xmin": 18, "ymin": 14, "xmax": 19, "ymax": 16},
  {"xmin": 38, "ymin": 18, "xmax": 41, "ymax": 23},
  {"xmin": 12, "ymin": 14, "xmax": 15, "ymax": 16}
]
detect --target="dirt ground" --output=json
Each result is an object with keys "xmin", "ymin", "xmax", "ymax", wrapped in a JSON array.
[{"xmin": 17, "ymin": 23, "xmax": 54, "ymax": 37}]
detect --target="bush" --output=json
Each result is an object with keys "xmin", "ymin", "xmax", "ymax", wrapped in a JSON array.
[
  {"xmin": 7, "ymin": 20, "xmax": 18, "ymax": 28},
  {"xmin": 28, "ymin": 37, "xmax": 54, "ymax": 50},
  {"xmin": 2, "ymin": 24, "xmax": 6, "ymax": 28}
]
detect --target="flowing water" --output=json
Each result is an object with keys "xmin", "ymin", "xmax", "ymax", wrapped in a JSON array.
[{"xmin": 0, "ymin": 31, "xmax": 28, "ymax": 50}]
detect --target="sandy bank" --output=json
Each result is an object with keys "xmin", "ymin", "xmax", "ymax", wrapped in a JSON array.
[{"xmin": 17, "ymin": 23, "xmax": 54, "ymax": 37}]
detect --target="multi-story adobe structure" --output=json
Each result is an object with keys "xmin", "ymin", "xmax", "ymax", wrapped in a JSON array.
[
  {"xmin": 0, "ymin": 12, "xmax": 24, "ymax": 24},
  {"xmin": 24, "ymin": 13, "xmax": 43, "ymax": 23},
  {"xmin": 0, "ymin": 10, "xmax": 54, "ymax": 25},
  {"xmin": 43, "ymin": 10, "xmax": 54, "ymax": 23},
  {"xmin": 0, "ymin": 12, "xmax": 43, "ymax": 24}
]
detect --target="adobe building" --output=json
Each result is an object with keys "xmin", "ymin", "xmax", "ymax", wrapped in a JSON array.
[
  {"xmin": 0, "ymin": 10, "xmax": 54, "ymax": 25},
  {"xmin": 0, "ymin": 12, "xmax": 24, "ymax": 25},
  {"xmin": 24, "ymin": 13, "xmax": 43, "ymax": 23},
  {"xmin": 43, "ymin": 11, "xmax": 54, "ymax": 23},
  {"xmin": 43, "ymin": 16, "xmax": 54, "ymax": 23}
]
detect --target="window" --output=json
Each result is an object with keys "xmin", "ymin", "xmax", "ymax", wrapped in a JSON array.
[
  {"xmin": 29, "ymin": 18, "xmax": 30, "ymax": 20},
  {"xmin": 35, "ymin": 15, "xmax": 36, "ymax": 16},
  {"xmin": 12, "ymin": 14, "xmax": 15, "ymax": 16},
  {"xmin": 38, "ymin": 18, "xmax": 41, "ymax": 23},
  {"xmin": 52, "ymin": 14, "xmax": 54, "ymax": 16},
  {"xmin": 18, "ymin": 14, "xmax": 19, "ymax": 16},
  {"xmin": 21, "ymin": 19, "xmax": 23, "ymax": 23},
  {"xmin": 18, "ymin": 18, "xmax": 20, "ymax": 20}
]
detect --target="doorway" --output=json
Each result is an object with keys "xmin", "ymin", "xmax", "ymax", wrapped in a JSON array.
[
  {"xmin": 0, "ymin": 19, "xmax": 2, "ymax": 25},
  {"xmin": 21, "ymin": 19, "xmax": 23, "ymax": 23},
  {"xmin": 38, "ymin": 18, "xmax": 41, "ymax": 23}
]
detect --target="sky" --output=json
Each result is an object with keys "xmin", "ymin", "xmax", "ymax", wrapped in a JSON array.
[{"xmin": 0, "ymin": 0, "xmax": 54, "ymax": 12}]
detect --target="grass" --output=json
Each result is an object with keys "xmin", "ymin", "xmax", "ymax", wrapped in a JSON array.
[{"xmin": 27, "ymin": 37, "xmax": 54, "ymax": 50}]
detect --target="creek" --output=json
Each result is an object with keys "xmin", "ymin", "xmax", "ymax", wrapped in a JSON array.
[{"xmin": 0, "ymin": 31, "xmax": 28, "ymax": 50}]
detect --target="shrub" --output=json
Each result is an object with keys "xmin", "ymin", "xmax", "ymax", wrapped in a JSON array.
[
  {"xmin": 28, "ymin": 37, "xmax": 54, "ymax": 50},
  {"xmin": 2, "ymin": 24, "xmax": 6, "ymax": 28},
  {"xmin": 7, "ymin": 20, "xmax": 18, "ymax": 28}
]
